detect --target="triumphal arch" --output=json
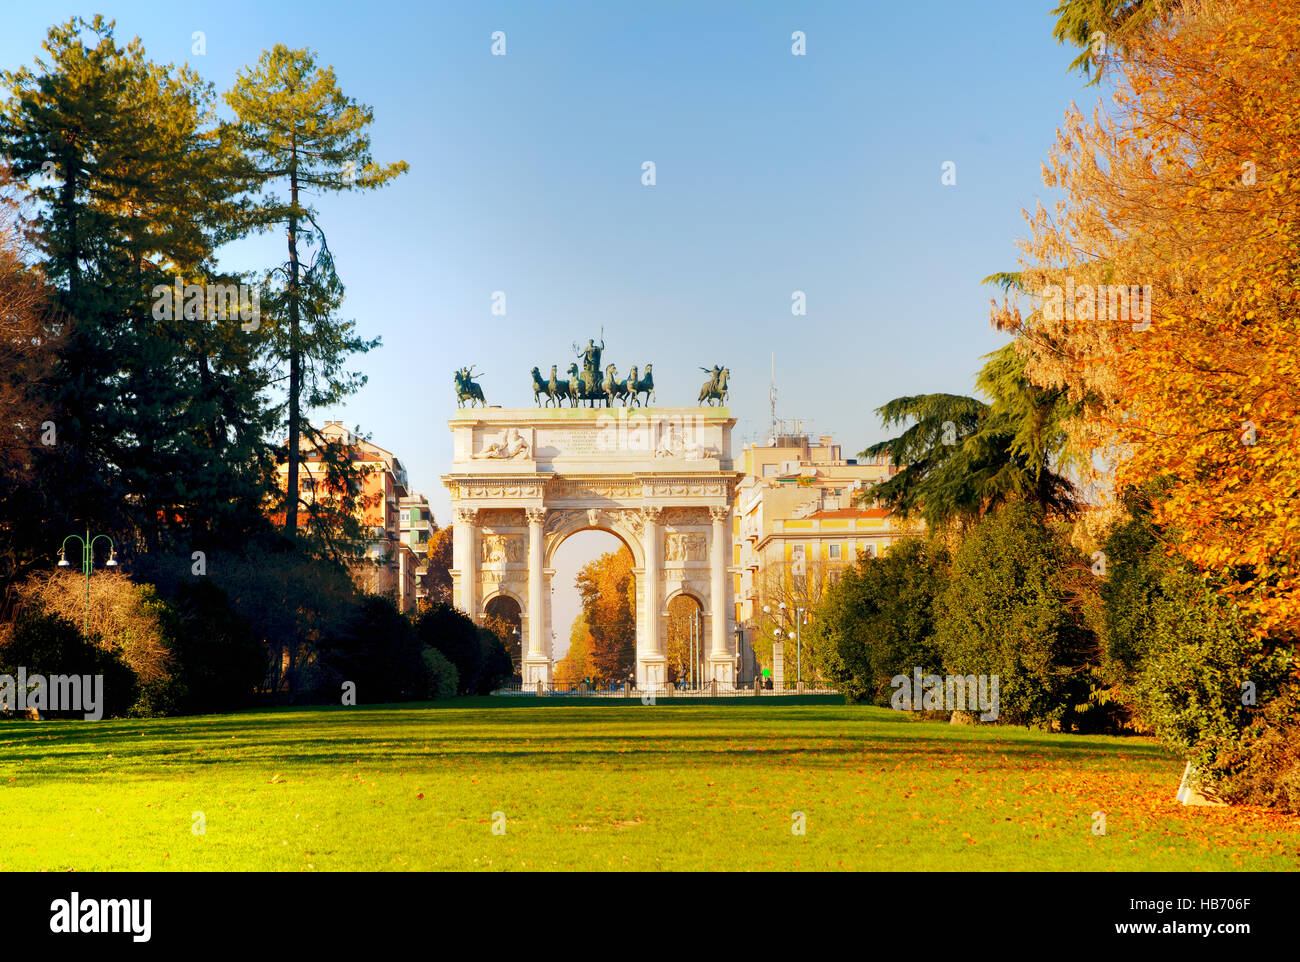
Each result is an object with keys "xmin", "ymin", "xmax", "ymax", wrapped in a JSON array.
[{"xmin": 442, "ymin": 398, "xmax": 741, "ymax": 688}]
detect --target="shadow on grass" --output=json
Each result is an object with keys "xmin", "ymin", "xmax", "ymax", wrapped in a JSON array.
[{"xmin": 0, "ymin": 698, "xmax": 1177, "ymax": 776}]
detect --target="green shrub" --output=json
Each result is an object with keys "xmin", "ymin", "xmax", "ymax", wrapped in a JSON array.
[
  {"xmin": 415, "ymin": 603, "xmax": 483, "ymax": 694},
  {"xmin": 133, "ymin": 543, "xmax": 361, "ymax": 701},
  {"xmin": 0, "ymin": 607, "xmax": 137, "ymax": 718},
  {"xmin": 1098, "ymin": 497, "xmax": 1300, "ymax": 808},
  {"xmin": 935, "ymin": 501, "xmax": 1095, "ymax": 727},
  {"xmin": 1121, "ymin": 566, "xmax": 1295, "ymax": 774},
  {"xmin": 129, "ymin": 678, "xmax": 186, "ymax": 718},
  {"xmin": 422, "ymin": 647, "xmax": 459, "ymax": 700},
  {"xmin": 816, "ymin": 537, "xmax": 949, "ymax": 705},
  {"xmin": 1213, "ymin": 692, "xmax": 1300, "ymax": 810},
  {"xmin": 475, "ymin": 627, "xmax": 513, "ymax": 694},
  {"xmin": 317, "ymin": 595, "xmax": 426, "ymax": 703},
  {"xmin": 156, "ymin": 581, "xmax": 266, "ymax": 714}
]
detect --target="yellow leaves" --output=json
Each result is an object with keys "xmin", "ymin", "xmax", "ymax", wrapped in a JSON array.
[{"xmin": 1008, "ymin": 0, "xmax": 1300, "ymax": 639}]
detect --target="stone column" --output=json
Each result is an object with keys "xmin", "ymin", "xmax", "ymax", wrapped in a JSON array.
[
  {"xmin": 640, "ymin": 506, "xmax": 664, "ymax": 687},
  {"xmin": 453, "ymin": 507, "xmax": 479, "ymax": 621},
  {"xmin": 523, "ymin": 507, "xmax": 551, "ymax": 684},
  {"xmin": 773, "ymin": 641, "xmax": 785, "ymax": 692},
  {"xmin": 707, "ymin": 505, "xmax": 733, "ymax": 685}
]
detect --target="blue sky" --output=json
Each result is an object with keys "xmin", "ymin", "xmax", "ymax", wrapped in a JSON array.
[{"xmin": 4, "ymin": 1, "xmax": 1096, "ymax": 649}]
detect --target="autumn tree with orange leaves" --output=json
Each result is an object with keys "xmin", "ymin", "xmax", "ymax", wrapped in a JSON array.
[
  {"xmin": 997, "ymin": 0, "xmax": 1300, "ymax": 642},
  {"xmin": 571, "ymin": 546, "xmax": 636, "ymax": 686}
]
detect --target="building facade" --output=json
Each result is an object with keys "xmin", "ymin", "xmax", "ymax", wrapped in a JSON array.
[
  {"xmin": 273, "ymin": 421, "xmax": 422, "ymax": 612},
  {"xmin": 398, "ymin": 494, "xmax": 434, "ymax": 604},
  {"xmin": 732, "ymin": 434, "xmax": 914, "ymax": 679}
]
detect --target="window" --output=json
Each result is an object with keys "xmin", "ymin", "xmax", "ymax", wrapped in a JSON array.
[
  {"xmin": 762, "ymin": 464, "xmax": 778, "ymax": 478},
  {"xmin": 828, "ymin": 543, "xmax": 842, "ymax": 560}
]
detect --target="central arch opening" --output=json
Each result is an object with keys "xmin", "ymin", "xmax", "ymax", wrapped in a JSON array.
[
  {"xmin": 666, "ymin": 594, "xmax": 705, "ymax": 687},
  {"xmin": 551, "ymin": 529, "xmax": 637, "ymax": 689}
]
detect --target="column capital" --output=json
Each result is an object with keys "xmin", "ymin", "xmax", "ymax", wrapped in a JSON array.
[
  {"xmin": 709, "ymin": 505, "xmax": 730, "ymax": 523},
  {"xmin": 641, "ymin": 505, "xmax": 664, "ymax": 524},
  {"xmin": 454, "ymin": 506, "xmax": 480, "ymax": 525},
  {"xmin": 525, "ymin": 507, "xmax": 547, "ymax": 525}
]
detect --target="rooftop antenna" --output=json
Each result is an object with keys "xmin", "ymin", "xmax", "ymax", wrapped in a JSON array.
[{"xmin": 768, "ymin": 352, "xmax": 778, "ymax": 446}]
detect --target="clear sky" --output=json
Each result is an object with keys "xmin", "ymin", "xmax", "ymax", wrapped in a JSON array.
[{"xmin": 3, "ymin": 1, "xmax": 1095, "ymax": 649}]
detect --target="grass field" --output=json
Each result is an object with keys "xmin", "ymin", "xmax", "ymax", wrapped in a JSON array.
[{"xmin": 2, "ymin": 698, "xmax": 1298, "ymax": 871}]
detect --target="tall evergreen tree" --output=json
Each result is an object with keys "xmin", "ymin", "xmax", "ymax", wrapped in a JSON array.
[
  {"xmin": 225, "ymin": 45, "xmax": 407, "ymax": 540},
  {"xmin": 862, "ymin": 344, "xmax": 1079, "ymax": 530},
  {"xmin": 0, "ymin": 17, "xmax": 277, "ymax": 553}
]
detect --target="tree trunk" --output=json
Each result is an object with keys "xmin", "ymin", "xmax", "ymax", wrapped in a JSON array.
[{"xmin": 284, "ymin": 142, "xmax": 302, "ymax": 538}]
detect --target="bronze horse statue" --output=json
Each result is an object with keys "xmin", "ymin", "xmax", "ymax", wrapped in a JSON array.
[
  {"xmin": 698, "ymin": 366, "xmax": 729, "ymax": 406},
  {"xmin": 603, "ymin": 364, "xmax": 631, "ymax": 406},
  {"xmin": 623, "ymin": 366, "xmax": 640, "ymax": 407},
  {"xmin": 531, "ymin": 367, "xmax": 551, "ymax": 406},
  {"xmin": 567, "ymin": 362, "xmax": 607, "ymax": 407},
  {"xmin": 629, "ymin": 363, "xmax": 655, "ymax": 406},
  {"xmin": 455, "ymin": 366, "xmax": 486, "ymax": 407},
  {"xmin": 548, "ymin": 365, "xmax": 575, "ymax": 407}
]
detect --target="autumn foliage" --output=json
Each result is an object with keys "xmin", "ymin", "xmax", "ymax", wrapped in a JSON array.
[
  {"xmin": 998, "ymin": 0, "xmax": 1300, "ymax": 639},
  {"xmin": 555, "ymin": 546, "xmax": 636, "ymax": 686}
]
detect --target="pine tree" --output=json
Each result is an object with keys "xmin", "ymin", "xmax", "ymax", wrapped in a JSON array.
[
  {"xmin": 0, "ymin": 17, "xmax": 275, "ymax": 552},
  {"xmin": 225, "ymin": 45, "xmax": 407, "ymax": 540}
]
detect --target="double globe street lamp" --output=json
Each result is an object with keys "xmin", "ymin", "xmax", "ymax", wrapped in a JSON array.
[
  {"xmin": 763, "ymin": 600, "xmax": 809, "ymax": 687},
  {"xmin": 58, "ymin": 526, "xmax": 118, "ymax": 636}
]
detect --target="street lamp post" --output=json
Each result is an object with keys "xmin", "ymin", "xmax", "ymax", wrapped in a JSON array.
[
  {"xmin": 688, "ymin": 610, "xmax": 695, "ymax": 690},
  {"xmin": 795, "ymin": 606, "xmax": 805, "ymax": 686},
  {"xmin": 694, "ymin": 611, "xmax": 700, "ymax": 689},
  {"xmin": 58, "ymin": 525, "xmax": 117, "ymax": 636}
]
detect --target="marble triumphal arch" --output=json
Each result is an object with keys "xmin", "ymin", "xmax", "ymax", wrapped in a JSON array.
[{"xmin": 442, "ymin": 407, "xmax": 741, "ymax": 687}]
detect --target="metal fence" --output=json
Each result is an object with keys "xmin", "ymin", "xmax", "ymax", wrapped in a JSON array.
[{"xmin": 493, "ymin": 680, "xmax": 839, "ymax": 698}]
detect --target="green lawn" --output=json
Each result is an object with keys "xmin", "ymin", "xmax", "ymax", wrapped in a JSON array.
[{"xmin": 2, "ymin": 698, "xmax": 1297, "ymax": 871}]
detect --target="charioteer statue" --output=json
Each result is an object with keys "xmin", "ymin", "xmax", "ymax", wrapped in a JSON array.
[{"xmin": 503, "ymin": 335, "xmax": 727, "ymax": 407}]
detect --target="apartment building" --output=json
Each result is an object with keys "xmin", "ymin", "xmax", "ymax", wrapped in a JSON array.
[
  {"xmin": 273, "ymin": 421, "xmax": 422, "ymax": 612},
  {"xmin": 732, "ymin": 433, "xmax": 913, "ymax": 667},
  {"xmin": 398, "ymin": 493, "xmax": 435, "ymax": 604}
]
